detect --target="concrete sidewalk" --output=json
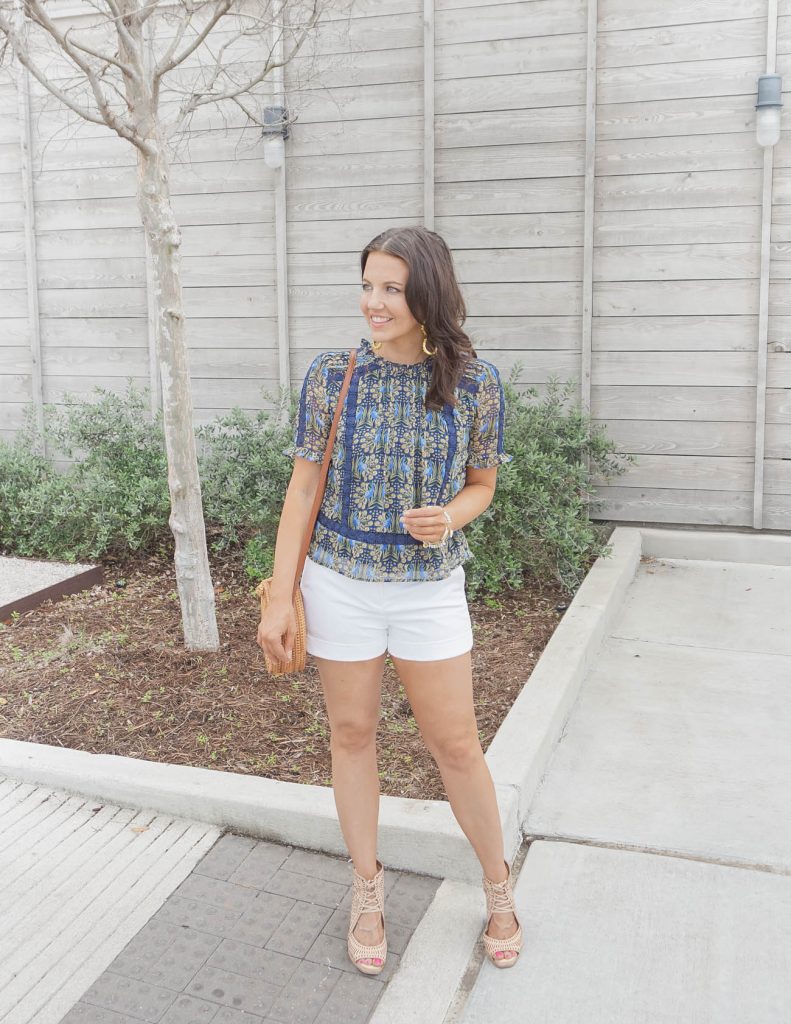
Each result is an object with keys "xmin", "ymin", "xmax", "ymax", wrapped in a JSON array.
[{"xmin": 453, "ymin": 552, "xmax": 791, "ymax": 1023}]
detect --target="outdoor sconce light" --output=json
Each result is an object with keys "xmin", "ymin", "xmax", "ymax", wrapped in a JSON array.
[
  {"xmin": 756, "ymin": 74, "xmax": 783, "ymax": 148},
  {"xmin": 262, "ymin": 104, "xmax": 290, "ymax": 169}
]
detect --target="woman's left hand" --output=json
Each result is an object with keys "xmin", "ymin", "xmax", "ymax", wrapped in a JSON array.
[{"xmin": 401, "ymin": 505, "xmax": 449, "ymax": 545}]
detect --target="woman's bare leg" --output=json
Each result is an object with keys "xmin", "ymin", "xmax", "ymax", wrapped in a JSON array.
[
  {"xmin": 391, "ymin": 651, "xmax": 519, "ymax": 962},
  {"xmin": 314, "ymin": 653, "xmax": 386, "ymax": 965}
]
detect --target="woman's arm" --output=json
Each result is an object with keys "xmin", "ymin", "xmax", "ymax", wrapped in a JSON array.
[
  {"xmin": 401, "ymin": 466, "xmax": 497, "ymax": 544},
  {"xmin": 256, "ymin": 456, "xmax": 322, "ymax": 664}
]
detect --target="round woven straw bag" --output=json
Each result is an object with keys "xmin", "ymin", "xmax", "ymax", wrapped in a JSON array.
[{"xmin": 254, "ymin": 577, "xmax": 307, "ymax": 676}]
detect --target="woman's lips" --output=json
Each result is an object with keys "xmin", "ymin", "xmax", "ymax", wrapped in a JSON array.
[{"xmin": 370, "ymin": 318, "xmax": 392, "ymax": 327}]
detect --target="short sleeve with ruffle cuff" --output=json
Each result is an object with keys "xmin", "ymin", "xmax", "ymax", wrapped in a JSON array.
[
  {"xmin": 283, "ymin": 353, "xmax": 332, "ymax": 463},
  {"xmin": 466, "ymin": 360, "xmax": 513, "ymax": 469}
]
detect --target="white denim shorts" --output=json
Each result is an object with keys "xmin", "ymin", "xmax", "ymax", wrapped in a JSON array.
[{"xmin": 299, "ymin": 557, "xmax": 474, "ymax": 662}]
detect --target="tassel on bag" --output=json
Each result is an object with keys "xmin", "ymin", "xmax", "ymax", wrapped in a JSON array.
[{"xmin": 255, "ymin": 349, "xmax": 357, "ymax": 676}]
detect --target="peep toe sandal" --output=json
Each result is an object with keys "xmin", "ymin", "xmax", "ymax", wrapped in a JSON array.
[
  {"xmin": 348, "ymin": 860, "xmax": 387, "ymax": 976},
  {"xmin": 482, "ymin": 860, "xmax": 523, "ymax": 968}
]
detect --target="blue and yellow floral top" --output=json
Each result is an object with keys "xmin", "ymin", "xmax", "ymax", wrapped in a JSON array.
[{"xmin": 284, "ymin": 337, "xmax": 512, "ymax": 582}]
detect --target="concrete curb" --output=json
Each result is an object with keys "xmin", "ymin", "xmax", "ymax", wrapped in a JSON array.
[
  {"xmin": 485, "ymin": 527, "xmax": 642, "ymax": 825},
  {"xmin": 639, "ymin": 527, "xmax": 791, "ymax": 566},
  {"xmin": 0, "ymin": 739, "xmax": 519, "ymax": 884},
  {"xmin": 368, "ymin": 878, "xmax": 484, "ymax": 1024}
]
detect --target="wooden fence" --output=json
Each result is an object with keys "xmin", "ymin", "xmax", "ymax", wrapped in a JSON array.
[{"xmin": 1, "ymin": 0, "xmax": 789, "ymax": 529}]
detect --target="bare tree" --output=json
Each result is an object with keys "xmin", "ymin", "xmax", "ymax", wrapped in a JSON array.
[{"xmin": 0, "ymin": 0, "xmax": 344, "ymax": 650}]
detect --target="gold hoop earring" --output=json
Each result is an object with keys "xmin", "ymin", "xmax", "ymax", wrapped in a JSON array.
[
  {"xmin": 370, "ymin": 336, "xmax": 383, "ymax": 353},
  {"xmin": 421, "ymin": 323, "xmax": 437, "ymax": 357}
]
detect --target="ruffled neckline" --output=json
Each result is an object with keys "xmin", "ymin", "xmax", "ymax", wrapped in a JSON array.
[{"xmin": 358, "ymin": 337, "xmax": 434, "ymax": 373}]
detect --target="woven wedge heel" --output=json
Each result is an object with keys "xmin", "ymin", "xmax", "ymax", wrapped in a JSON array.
[
  {"xmin": 348, "ymin": 860, "xmax": 387, "ymax": 976},
  {"xmin": 482, "ymin": 860, "xmax": 523, "ymax": 968}
]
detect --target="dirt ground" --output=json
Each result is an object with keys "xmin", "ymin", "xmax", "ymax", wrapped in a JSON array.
[{"xmin": 0, "ymin": 547, "xmax": 576, "ymax": 801}]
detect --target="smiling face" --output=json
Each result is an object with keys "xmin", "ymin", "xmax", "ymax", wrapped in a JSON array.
[{"xmin": 359, "ymin": 250, "xmax": 423, "ymax": 361}]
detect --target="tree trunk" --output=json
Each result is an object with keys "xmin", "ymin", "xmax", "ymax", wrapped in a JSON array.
[
  {"xmin": 136, "ymin": 139, "xmax": 220, "ymax": 651},
  {"xmin": 116, "ymin": 9, "xmax": 219, "ymax": 652}
]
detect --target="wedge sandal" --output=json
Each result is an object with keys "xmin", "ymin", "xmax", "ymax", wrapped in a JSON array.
[
  {"xmin": 482, "ymin": 860, "xmax": 523, "ymax": 968},
  {"xmin": 348, "ymin": 859, "xmax": 387, "ymax": 976}
]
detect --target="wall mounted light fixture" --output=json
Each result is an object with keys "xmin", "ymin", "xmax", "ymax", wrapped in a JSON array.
[
  {"xmin": 756, "ymin": 74, "xmax": 783, "ymax": 147},
  {"xmin": 262, "ymin": 104, "xmax": 290, "ymax": 169}
]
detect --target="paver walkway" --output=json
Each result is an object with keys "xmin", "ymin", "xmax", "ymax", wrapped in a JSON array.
[{"xmin": 0, "ymin": 779, "xmax": 440, "ymax": 1024}]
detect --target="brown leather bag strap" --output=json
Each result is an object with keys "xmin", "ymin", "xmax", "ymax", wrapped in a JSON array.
[{"xmin": 293, "ymin": 348, "xmax": 358, "ymax": 593}]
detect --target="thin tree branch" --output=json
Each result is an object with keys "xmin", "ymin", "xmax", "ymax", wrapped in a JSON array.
[
  {"xmin": 103, "ymin": 0, "xmax": 142, "ymax": 60},
  {"xmin": 60, "ymin": 23, "xmax": 135, "ymax": 78},
  {"xmin": 137, "ymin": 0, "xmax": 162, "ymax": 27},
  {"xmin": 20, "ymin": 0, "xmax": 151, "ymax": 151},
  {"xmin": 25, "ymin": 0, "xmax": 141, "ymax": 82},
  {"xmin": 154, "ymin": 0, "xmax": 231, "ymax": 80},
  {"xmin": 0, "ymin": 9, "xmax": 154, "ymax": 154},
  {"xmin": 173, "ymin": 0, "xmax": 320, "ymax": 127},
  {"xmin": 150, "ymin": 4, "xmax": 192, "ymax": 107}
]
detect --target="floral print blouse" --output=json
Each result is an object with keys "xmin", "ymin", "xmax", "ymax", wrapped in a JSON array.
[{"xmin": 284, "ymin": 337, "xmax": 512, "ymax": 582}]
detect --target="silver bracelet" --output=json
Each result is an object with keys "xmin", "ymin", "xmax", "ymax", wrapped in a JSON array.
[{"xmin": 423, "ymin": 509, "xmax": 454, "ymax": 548}]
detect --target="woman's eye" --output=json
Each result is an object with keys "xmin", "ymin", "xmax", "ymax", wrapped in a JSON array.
[{"xmin": 361, "ymin": 283, "xmax": 400, "ymax": 293}]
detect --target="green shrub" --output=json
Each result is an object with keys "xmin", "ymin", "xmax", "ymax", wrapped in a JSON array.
[
  {"xmin": 196, "ymin": 399, "xmax": 294, "ymax": 579},
  {"xmin": 0, "ymin": 374, "xmax": 632, "ymax": 595},
  {"xmin": 0, "ymin": 386, "xmax": 170, "ymax": 561},
  {"xmin": 464, "ymin": 375, "xmax": 633, "ymax": 596}
]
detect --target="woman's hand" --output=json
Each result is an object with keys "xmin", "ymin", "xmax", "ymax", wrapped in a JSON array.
[
  {"xmin": 256, "ymin": 598, "xmax": 297, "ymax": 665},
  {"xmin": 401, "ymin": 505, "xmax": 450, "ymax": 545}
]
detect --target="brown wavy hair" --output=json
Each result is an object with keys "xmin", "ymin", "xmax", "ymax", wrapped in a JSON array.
[{"xmin": 360, "ymin": 226, "xmax": 476, "ymax": 410}]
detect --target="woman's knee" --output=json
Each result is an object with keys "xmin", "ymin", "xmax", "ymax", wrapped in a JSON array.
[
  {"xmin": 330, "ymin": 717, "xmax": 378, "ymax": 755},
  {"xmin": 429, "ymin": 730, "xmax": 482, "ymax": 772}
]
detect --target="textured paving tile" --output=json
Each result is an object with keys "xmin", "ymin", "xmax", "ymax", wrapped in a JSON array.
[
  {"xmin": 60, "ymin": 1003, "xmax": 144, "ymax": 1024},
  {"xmin": 266, "ymin": 961, "xmax": 341, "ymax": 1024},
  {"xmin": 194, "ymin": 834, "xmax": 260, "ymax": 882},
  {"xmin": 313, "ymin": 973, "xmax": 384, "ymax": 1024},
  {"xmin": 62, "ymin": 835, "xmax": 440, "ymax": 1024},
  {"xmin": 262, "ymin": 868, "xmax": 348, "ymax": 909},
  {"xmin": 159, "ymin": 994, "xmax": 220, "ymax": 1024},
  {"xmin": 213, "ymin": 1010, "xmax": 271, "ymax": 1024},
  {"xmin": 231, "ymin": 892, "xmax": 297, "ymax": 948},
  {"xmin": 207, "ymin": 941, "xmax": 300, "ymax": 988},
  {"xmin": 281, "ymin": 849, "xmax": 353, "ymax": 886},
  {"xmin": 152, "ymin": 896, "xmax": 245, "ymax": 936},
  {"xmin": 185, "ymin": 964, "xmax": 279, "ymax": 1017},
  {"xmin": 229, "ymin": 842, "xmax": 293, "ymax": 889},
  {"xmin": 80, "ymin": 972, "xmax": 178, "ymax": 1022},
  {"xmin": 383, "ymin": 872, "xmax": 441, "ymax": 929},
  {"xmin": 109, "ymin": 925, "xmax": 221, "ymax": 989},
  {"xmin": 174, "ymin": 874, "xmax": 259, "ymax": 914},
  {"xmin": 264, "ymin": 902, "xmax": 334, "ymax": 958}
]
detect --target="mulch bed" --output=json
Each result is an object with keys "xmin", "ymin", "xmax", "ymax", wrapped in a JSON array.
[{"xmin": 0, "ymin": 546, "xmax": 577, "ymax": 801}]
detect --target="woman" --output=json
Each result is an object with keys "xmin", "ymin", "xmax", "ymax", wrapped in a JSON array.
[{"xmin": 256, "ymin": 225, "xmax": 522, "ymax": 974}]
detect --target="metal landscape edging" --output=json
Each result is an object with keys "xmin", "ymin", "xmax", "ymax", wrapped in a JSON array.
[{"xmin": 0, "ymin": 557, "xmax": 103, "ymax": 624}]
